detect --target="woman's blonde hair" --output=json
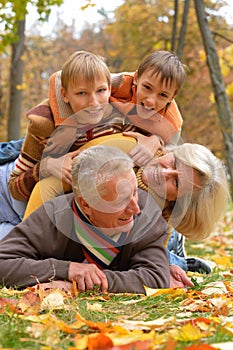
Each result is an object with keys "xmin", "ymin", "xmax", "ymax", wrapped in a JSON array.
[
  {"xmin": 61, "ymin": 50, "xmax": 111, "ymax": 90},
  {"xmin": 165, "ymin": 143, "xmax": 230, "ymax": 241}
]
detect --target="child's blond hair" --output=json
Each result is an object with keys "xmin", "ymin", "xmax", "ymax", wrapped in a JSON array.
[{"xmin": 61, "ymin": 50, "xmax": 111, "ymax": 90}]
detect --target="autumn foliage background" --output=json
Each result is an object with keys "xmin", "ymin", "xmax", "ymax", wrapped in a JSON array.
[
  {"xmin": 0, "ymin": 1, "xmax": 233, "ymax": 349},
  {"xmin": 0, "ymin": 0, "xmax": 233, "ymax": 162}
]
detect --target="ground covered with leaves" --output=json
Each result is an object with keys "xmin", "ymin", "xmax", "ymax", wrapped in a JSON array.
[{"xmin": 0, "ymin": 207, "xmax": 233, "ymax": 350}]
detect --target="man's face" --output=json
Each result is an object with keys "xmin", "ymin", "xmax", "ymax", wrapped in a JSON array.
[
  {"xmin": 80, "ymin": 170, "xmax": 140, "ymax": 235},
  {"xmin": 61, "ymin": 76, "xmax": 111, "ymax": 125},
  {"xmin": 142, "ymin": 152, "xmax": 201, "ymax": 202}
]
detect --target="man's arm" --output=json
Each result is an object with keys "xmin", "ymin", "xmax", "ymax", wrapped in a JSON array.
[
  {"xmin": 0, "ymin": 196, "xmax": 78, "ymax": 288},
  {"xmin": 104, "ymin": 228, "xmax": 169, "ymax": 294}
]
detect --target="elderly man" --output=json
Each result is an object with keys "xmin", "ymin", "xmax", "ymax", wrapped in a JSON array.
[{"xmin": 0, "ymin": 145, "xmax": 178, "ymax": 294}]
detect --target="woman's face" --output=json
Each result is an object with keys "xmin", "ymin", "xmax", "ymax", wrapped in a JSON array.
[{"xmin": 142, "ymin": 152, "xmax": 201, "ymax": 201}]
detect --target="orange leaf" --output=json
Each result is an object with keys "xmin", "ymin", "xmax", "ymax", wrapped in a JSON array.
[
  {"xmin": 72, "ymin": 280, "xmax": 79, "ymax": 297},
  {"xmin": 76, "ymin": 313, "xmax": 112, "ymax": 331},
  {"xmin": 0, "ymin": 298, "xmax": 18, "ymax": 313},
  {"xmin": 163, "ymin": 338, "xmax": 177, "ymax": 350},
  {"xmin": 88, "ymin": 333, "xmax": 113, "ymax": 350},
  {"xmin": 111, "ymin": 339, "xmax": 152, "ymax": 349},
  {"xmin": 184, "ymin": 344, "xmax": 217, "ymax": 350}
]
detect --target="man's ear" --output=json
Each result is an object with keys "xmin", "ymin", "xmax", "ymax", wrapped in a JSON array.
[
  {"xmin": 133, "ymin": 71, "xmax": 138, "ymax": 85},
  {"xmin": 78, "ymin": 196, "xmax": 92, "ymax": 216},
  {"xmin": 61, "ymin": 87, "xmax": 69, "ymax": 103}
]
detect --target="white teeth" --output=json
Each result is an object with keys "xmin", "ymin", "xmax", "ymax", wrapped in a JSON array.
[
  {"xmin": 142, "ymin": 104, "xmax": 154, "ymax": 110},
  {"xmin": 153, "ymin": 167, "xmax": 159, "ymax": 184}
]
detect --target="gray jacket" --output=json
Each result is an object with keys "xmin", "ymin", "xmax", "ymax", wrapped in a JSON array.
[{"xmin": 0, "ymin": 190, "xmax": 170, "ymax": 294}]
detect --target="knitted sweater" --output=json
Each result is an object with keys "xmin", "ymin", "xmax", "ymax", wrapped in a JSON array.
[
  {"xmin": 8, "ymin": 72, "xmax": 135, "ymax": 201},
  {"xmin": 0, "ymin": 191, "xmax": 170, "ymax": 292},
  {"xmin": 110, "ymin": 72, "xmax": 183, "ymax": 144}
]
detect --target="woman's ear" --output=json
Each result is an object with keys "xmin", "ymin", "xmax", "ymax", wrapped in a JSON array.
[
  {"xmin": 133, "ymin": 71, "xmax": 138, "ymax": 85},
  {"xmin": 61, "ymin": 87, "xmax": 69, "ymax": 103}
]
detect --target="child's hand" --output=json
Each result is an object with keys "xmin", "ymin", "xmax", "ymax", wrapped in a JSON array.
[
  {"xmin": 45, "ymin": 149, "xmax": 81, "ymax": 185},
  {"xmin": 123, "ymin": 131, "xmax": 164, "ymax": 167}
]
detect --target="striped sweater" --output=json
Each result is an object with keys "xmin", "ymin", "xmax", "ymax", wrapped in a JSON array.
[{"xmin": 8, "ymin": 73, "xmax": 136, "ymax": 201}]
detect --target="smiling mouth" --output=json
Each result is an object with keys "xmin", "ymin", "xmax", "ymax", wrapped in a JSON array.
[
  {"xmin": 87, "ymin": 108, "xmax": 103, "ymax": 116},
  {"xmin": 119, "ymin": 216, "xmax": 132, "ymax": 222},
  {"xmin": 137, "ymin": 104, "xmax": 155, "ymax": 118}
]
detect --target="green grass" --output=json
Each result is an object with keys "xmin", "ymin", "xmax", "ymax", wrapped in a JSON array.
[{"xmin": 0, "ymin": 207, "xmax": 233, "ymax": 349}]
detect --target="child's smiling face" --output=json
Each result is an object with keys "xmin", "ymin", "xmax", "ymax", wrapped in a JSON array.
[
  {"xmin": 135, "ymin": 70, "xmax": 177, "ymax": 120},
  {"xmin": 61, "ymin": 76, "xmax": 111, "ymax": 125}
]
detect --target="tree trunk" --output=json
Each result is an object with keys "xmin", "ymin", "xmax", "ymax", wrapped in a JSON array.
[
  {"xmin": 177, "ymin": 0, "xmax": 190, "ymax": 58},
  {"xmin": 194, "ymin": 0, "xmax": 233, "ymax": 194},
  {"xmin": 8, "ymin": 18, "xmax": 25, "ymax": 140},
  {"xmin": 171, "ymin": 0, "xmax": 178, "ymax": 52}
]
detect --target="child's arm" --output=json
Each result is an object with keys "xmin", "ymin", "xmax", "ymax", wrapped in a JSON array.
[
  {"xmin": 40, "ymin": 149, "xmax": 81, "ymax": 186},
  {"xmin": 43, "ymin": 125, "xmax": 77, "ymax": 156},
  {"xmin": 123, "ymin": 131, "xmax": 165, "ymax": 166}
]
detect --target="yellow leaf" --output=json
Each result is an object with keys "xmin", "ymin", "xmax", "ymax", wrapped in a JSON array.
[
  {"xmin": 144, "ymin": 286, "xmax": 186, "ymax": 297},
  {"xmin": 211, "ymin": 256, "xmax": 233, "ymax": 268},
  {"xmin": 170, "ymin": 322, "xmax": 204, "ymax": 341},
  {"xmin": 86, "ymin": 302, "xmax": 103, "ymax": 312}
]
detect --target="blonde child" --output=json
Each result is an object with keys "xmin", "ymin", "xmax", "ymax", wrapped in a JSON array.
[{"xmin": 8, "ymin": 51, "xmax": 136, "ymax": 204}]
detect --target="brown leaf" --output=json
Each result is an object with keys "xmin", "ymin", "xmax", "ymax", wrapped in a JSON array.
[{"xmin": 17, "ymin": 291, "xmax": 40, "ymax": 314}]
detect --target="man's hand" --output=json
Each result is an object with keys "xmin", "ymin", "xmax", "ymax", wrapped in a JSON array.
[
  {"xmin": 123, "ymin": 131, "xmax": 164, "ymax": 166},
  {"xmin": 169, "ymin": 265, "xmax": 194, "ymax": 288},
  {"xmin": 68, "ymin": 262, "xmax": 108, "ymax": 293}
]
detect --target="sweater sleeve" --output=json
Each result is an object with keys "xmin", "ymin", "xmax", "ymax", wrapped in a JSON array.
[
  {"xmin": 0, "ymin": 198, "xmax": 81, "ymax": 288},
  {"xmin": 8, "ymin": 100, "xmax": 55, "ymax": 201}
]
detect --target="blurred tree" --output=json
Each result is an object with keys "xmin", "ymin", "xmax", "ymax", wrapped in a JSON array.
[
  {"xmin": 176, "ymin": 0, "xmax": 190, "ymax": 58},
  {"xmin": 194, "ymin": 0, "xmax": 233, "ymax": 192},
  {"xmin": 0, "ymin": 0, "xmax": 63, "ymax": 140}
]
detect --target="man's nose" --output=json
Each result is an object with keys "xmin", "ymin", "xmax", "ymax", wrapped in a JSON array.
[{"xmin": 127, "ymin": 196, "xmax": 140, "ymax": 215}]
